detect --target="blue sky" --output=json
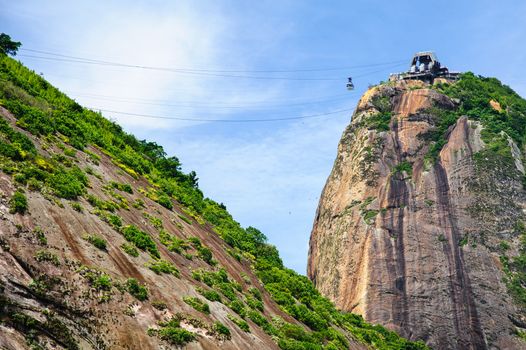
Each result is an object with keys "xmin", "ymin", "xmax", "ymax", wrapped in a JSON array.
[{"xmin": 2, "ymin": 0, "xmax": 525, "ymax": 273}]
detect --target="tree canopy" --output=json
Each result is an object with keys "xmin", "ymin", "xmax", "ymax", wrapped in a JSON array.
[{"xmin": 0, "ymin": 33, "xmax": 21, "ymax": 56}]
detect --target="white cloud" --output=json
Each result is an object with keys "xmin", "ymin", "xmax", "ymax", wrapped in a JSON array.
[{"xmin": 7, "ymin": 1, "xmax": 295, "ymax": 130}]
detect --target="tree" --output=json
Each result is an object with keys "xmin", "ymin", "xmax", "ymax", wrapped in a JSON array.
[{"xmin": 0, "ymin": 33, "xmax": 21, "ymax": 56}]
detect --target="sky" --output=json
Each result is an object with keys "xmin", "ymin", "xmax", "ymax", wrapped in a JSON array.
[{"xmin": 1, "ymin": 0, "xmax": 525, "ymax": 274}]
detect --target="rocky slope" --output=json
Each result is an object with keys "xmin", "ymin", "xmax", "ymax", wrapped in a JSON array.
[
  {"xmin": 308, "ymin": 77, "xmax": 526, "ymax": 349},
  {"xmin": 0, "ymin": 55, "xmax": 426, "ymax": 349}
]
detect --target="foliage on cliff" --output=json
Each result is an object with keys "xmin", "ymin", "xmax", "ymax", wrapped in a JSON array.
[{"xmin": 0, "ymin": 55, "xmax": 427, "ymax": 349}]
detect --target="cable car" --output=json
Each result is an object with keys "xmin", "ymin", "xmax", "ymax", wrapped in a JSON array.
[{"xmin": 346, "ymin": 77, "xmax": 354, "ymax": 90}]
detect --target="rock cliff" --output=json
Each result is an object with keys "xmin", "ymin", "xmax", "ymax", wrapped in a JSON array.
[{"xmin": 308, "ymin": 77, "xmax": 526, "ymax": 349}]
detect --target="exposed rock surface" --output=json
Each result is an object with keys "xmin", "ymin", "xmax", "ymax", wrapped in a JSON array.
[
  {"xmin": 0, "ymin": 105, "xmax": 281, "ymax": 350},
  {"xmin": 308, "ymin": 80, "xmax": 526, "ymax": 349},
  {"xmin": 0, "ymin": 105, "xmax": 369, "ymax": 350}
]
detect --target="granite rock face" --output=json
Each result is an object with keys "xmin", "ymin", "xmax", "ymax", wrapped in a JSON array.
[{"xmin": 308, "ymin": 80, "xmax": 526, "ymax": 349}]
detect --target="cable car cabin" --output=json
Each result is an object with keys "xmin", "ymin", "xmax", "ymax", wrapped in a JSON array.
[
  {"xmin": 346, "ymin": 77, "xmax": 354, "ymax": 90},
  {"xmin": 390, "ymin": 51, "xmax": 460, "ymax": 83}
]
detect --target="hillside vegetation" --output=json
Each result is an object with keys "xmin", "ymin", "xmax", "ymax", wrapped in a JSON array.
[{"xmin": 0, "ymin": 55, "xmax": 427, "ymax": 349}]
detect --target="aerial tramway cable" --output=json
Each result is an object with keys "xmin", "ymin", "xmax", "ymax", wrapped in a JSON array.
[
  {"xmin": 87, "ymin": 106, "xmax": 355, "ymax": 123},
  {"xmin": 20, "ymin": 48, "xmax": 406, "ymax": 74}
]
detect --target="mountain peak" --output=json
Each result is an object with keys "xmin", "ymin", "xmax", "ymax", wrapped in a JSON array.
[{"xmin": 308, "ymin": 71, "xmax": 526, "ymax": 349}]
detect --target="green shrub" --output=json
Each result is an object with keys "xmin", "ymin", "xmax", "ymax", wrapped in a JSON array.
[
  {"xmin": 391, "ymin": 161, "xmax": 413, "ymax": 176},
  {"xmin": 198, "ymin": 246, "xmax": 213, "ymax": 264},
  {"xmin": 183, "ymin": 296, "xmax": 210, "ymax": 314},
  {"xmin": 170, "ymin": 239, "xmax": 189, "ymax": 253},
  {"xmin": 132, "ymin": 198, "xmax": 145, "ymax": 209},
  {"xmin": 70, "ymin": 202, "xmax": 83, "ymax": 212},
  {"xmin": 362, "ymin": 210, "xmax": 379, "ymax": 225},
  {"xmin": 78, "ymin": 266, "xmax": 112, "ymax": 291},
  {"xmin": 126, "ymin": 278, "xmax": 148, "ymax": 301},
  {"xmin": 109, "ymin": 181, "xmax": 133, "ymax": 193},
  {"xmin": 93, "ymin": 274, "xmax": 112, "ymax": 291},
  {"xmin": 86, "ymin": 194, "xmax": 118, "ymax": 212},
  {"xmin": 218, "ymin": 282, "xmax": 238, "ymax": 301},
  {"xmin": 196, "ymin": 287, "xmax": 222, "ymax": 302},
  {"xmin": 151, "ymin": 317, "xmax": 196, "ymax": 346},
  {"xmin": 178, "ymin": 214, "xmax": 192, "ymax": 225},
  {"xmin": 247, "ymin": 310, "xmax": 275, "ymax": 335},
  {"xmin": 364, "ymin": 111, "xmax": 391, "ymax": 131},
  {"xmin": 83, "ymin": 233, "xmax": 107, "ymax": 250},
  {"xmin": 227, "ymin": 314, "xmax": 250, "ymax": 332},
  {"xmin": 121, "ymin": 243, "xmax": 139, "ymax": 257},
  {"xmin": 159, "ymin": 230, "xmax": 189, "ymax": 253},
  {"xmin": 34, "ymin": 249, "xmax": 60, "ymax": 266},
  {"xmin": 147, "ymin": 259, "xmax": 179, "ymax": 277},
  {"xmin": 9, "ymin": 189, "xmax": 27, "ymax": 214},
  {"xmin": 245, "ymin": 295, "xmax": 264, "ymax": 311},
  {"xmin": 248, "ymin": 287, "xmax": 262, "ymax": 300},
  {"xmin": 499, "ymin": 241, "xmax": 510, "ymax": 251},
  {"xmin": 85, "ymin": 150, "xmax": 100, "ymax": 164},
  {"xmin": 27, "ymin": 178, "xmax": 43, "ymax": 191},
  {"xmin": 33, "ymin": 226, "xmax": 47, "ymax": 245},
  {"xmin": 0, "ymin": 117, "xmax": 36, "ymax": 160},
  {"xmin": 144, "ymin": 213, "xmax": 163, "ymax": 229},
  {"xmin": 63, "ymin": 147, "xmax": 76, "ymax": 157},
  {"xmin": 212, "ymin": 321, "xmax": 231, "ymax": 339},
  {"xmin": 151, "ymin": 300, "xmax": 168, "ymax": 310},
  {"xmin": 121, "ymin": 225, "xmax": 159, "ymax": 258},
  {"xmin": 228, "ymin": 299, "xmax": 246, "ymax": 318},
  {"xmin": 156, "ymin": 194, "xmax": 173, "ymax": 210},
  {"xmin": 105, "ymin": 213, "xmax": 123, "ymax": 229},
  {"xmin": 188, "ymin": 236, "xmax": 201, "ymax": 247},
  {"xmin": 48, "ymin": 166, "xmax": 88, "ymax": 199}
]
